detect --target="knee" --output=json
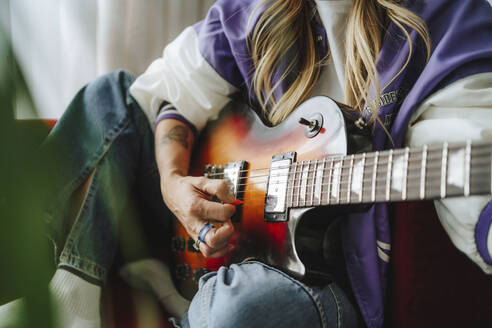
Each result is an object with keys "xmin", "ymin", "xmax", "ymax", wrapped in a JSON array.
[
  {"xmin": 85, "ymin": 70, "xmax": 135, "ymax": 101},
  {"xmin": 187, "ymin": 262, "xmax": 320, "ymax": 327}
]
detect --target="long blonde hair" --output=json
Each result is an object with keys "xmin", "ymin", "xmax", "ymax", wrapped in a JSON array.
[{"xmin": 248, "ymin": 0, "xmax": 431, "ymax": 126}]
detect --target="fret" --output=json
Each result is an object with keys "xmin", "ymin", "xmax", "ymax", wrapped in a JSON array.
[
  {"xmin": 287, "ymin": 161, "xmax": 295, "ymax": 207},
  {"xmin": 404, "ymin": 149, "xmax": 419, "ymax": 200},
  {"xmin": 391, "ymin": 150, "xmax": 404, "ymax": 199},
  {"xmin": 447, "ymin": 146, "xmax": 465, "ymax": 196},
  {"xmin": 420, "ymin": 145, "xmax": 427, "ymax": 200},
  {"xmin": 338, "ymin": 159, "xmax": 344, "ymax": 204},
  {"xmin": 326, "ymin": 158, "xmax": 334, "ymax": 205},
  {"xmin": 402, "ymin": 147, "xmax": 409, "ymax": 200},
  {"xmin": 338, "ymin": 158, "xmax": 348, "ymax": 204},
  {"xmin": 338, "ymin": 156, "xmax": 350, "ymax": 204},
  {"xmin": 372, "ymin": 152, "xmax": 379, "ymax": 202},
  {"xmin": 441, "ymin": 143, "xmax": 448, "ymax": 198},
  {"xmin": 362, "ymin": 153, "xmax": 373, "ymax": 203},
  {"xmin": 294, "ymin": 162, "xmax": 301, "ymax": 207},
  {"xmin": 375, "ymin": 152, "xmax": 391, "ymax": 202},
  {"xmin": 287, "ymin": 162, "xmax": 292, "ymax": 207},
  {"xmin": 309, "ymin": 160, "xmax": 316, "ymax": 206},
  {"xmin": 320, "ymin": 158, "xmax": 329, "ymax": 205},
  {"xmin": 347, "ymin": 155, "xmax": 355, "ymax": 203},
  {"xmin": 307, "ymin": 161, "xmax": 313, "ymax": 206},
  {"xmin": 303, "ymin": 161, "xmax": 310, "ymax": 207},
  {"xmin": 300, "ymin": 161, "xmax": 309, "ymax": 206},
  {"xmin": 425, "ymin": 148, "xmax": 444, "ymax": 199},
  {"xmin": 332, "ymin": 159, "xmax": 342, "ymax": 204},
  {"xmin": 359, "ymin": 154, "xmax": 366, "ymax": 203},
  {"xmin": 314, "ymin": 159, "xmax": 324, "ymax": 205},
  {"xmin": 351, "ymin": 154, "xmax": 364, "ymax": 203},
  {"xmin": 288, "ymin": 141, "xmax": 491, "ymax": 208},
  {"xmin": 424, "ymin": 148, "xmax": 435, "ymax": 198},
  {"xmin": 386, "ymin": 150, "xmax": 393, "ymax": 201},
  {"xmin": 470, "ymin": 145, "xmax": 492, "ymax": 195},
  {"xmin": 465, "ymin": 140, "xmax": 471, "ymax": 196}
]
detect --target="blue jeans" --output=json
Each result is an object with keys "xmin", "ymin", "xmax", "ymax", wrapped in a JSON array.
[
  {"xmin": 43, "ymin": 70, "xmax": 361, "ymax": 327},
  {"xmin": 180, "ymin": 261, "xmax": 360, "ymax": 328}
]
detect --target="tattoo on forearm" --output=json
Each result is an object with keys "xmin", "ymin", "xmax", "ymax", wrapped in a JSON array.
[{"xmin": 160, "ymin": 126, "xmax": 189, "ymax": 149}]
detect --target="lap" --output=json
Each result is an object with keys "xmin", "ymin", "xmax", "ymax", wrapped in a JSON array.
[{"xmin": 181, "ymin": 261, "xmax": 361, "ymax": 328}]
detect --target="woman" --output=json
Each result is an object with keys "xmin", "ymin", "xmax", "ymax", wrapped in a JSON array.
[{"xmin": 2, "ymin": 0, "xmax": 492, "ymax": 327}]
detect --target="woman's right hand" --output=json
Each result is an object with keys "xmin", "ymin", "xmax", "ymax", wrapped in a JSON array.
[{"xmin": 161, "ymin": 173, "xmax": 237, "ymax": 258}]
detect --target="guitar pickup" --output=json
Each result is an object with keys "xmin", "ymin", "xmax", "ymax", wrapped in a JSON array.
[{"xmin": 265, "ymin": 152, "xmax": 296, "ymax": 222}]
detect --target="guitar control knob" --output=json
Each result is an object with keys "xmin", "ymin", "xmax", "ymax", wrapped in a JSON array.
[
  {"xmin": 175, "ymin": 264, "xmax": 191, "ymax": 281},
  {"xmin": 298, "ymin": 117, "xmax": 319, "ymax": 130},
  {"xmin": 298, "ymin": 117, "xmax": 311, "ymax": 126},
  {"xmin": 299, "ymin": 113, "xmax": 323, "ymax": 138},
  {"xmin": 171, "ymin": 236, "xmax": 185, "ymax": 252}
]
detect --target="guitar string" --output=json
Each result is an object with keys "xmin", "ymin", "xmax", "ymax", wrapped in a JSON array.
[
  {"xmin": 233, "ymin": 169, "xmax": 492, "ymax": 197},
  {"xmin": 240, "ymin": 154, "xmax": 492, "ymax": 182},
  {"xmin": 207, "ymin": 148, "xmax": 492, "ymax": 179},
  {"xmin": 243, "ymin": 149, "xmax": 492, "ymax": 180},
  {"xmin": 222, "ymin": 186, "xmax": 492, "ymax": 204},
  {"xmin": 203, "ymin": 144, "xmax": 492, "ymax": 179},
  {"xmin": 226, "ymin": 180, "xmax": 492, "ymax": 203},
  {"xmin": 231, "ymin": 156, "xmax": 492, "ymax": 189},
  {"xmin": 226, "ymin": 173, "xmax": 492, "ymax": 204}
]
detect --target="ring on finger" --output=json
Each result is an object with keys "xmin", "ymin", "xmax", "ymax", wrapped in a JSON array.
[{"xmin": 195, "ymin": 223, "xmax": 215, "ymax": 250}]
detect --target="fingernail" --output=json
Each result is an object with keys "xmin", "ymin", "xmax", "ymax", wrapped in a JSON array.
[{"xmin": 226, "ymin": 199, "xmax": 244, "ymax": 206}]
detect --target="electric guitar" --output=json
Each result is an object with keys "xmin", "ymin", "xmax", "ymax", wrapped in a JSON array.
[{"xmin": 171, "ymin": 96, "xmax": 492, "ymax": 299}]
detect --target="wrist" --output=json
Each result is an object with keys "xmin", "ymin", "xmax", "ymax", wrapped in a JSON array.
[{"xmin": 160, "ymin": 169, "xmax": 187, "ymax": 182}]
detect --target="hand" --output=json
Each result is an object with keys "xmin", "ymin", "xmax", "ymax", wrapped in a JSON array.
[{"xmin": 161, "ymin": 173, "xmax": 236, "ymax": 258}]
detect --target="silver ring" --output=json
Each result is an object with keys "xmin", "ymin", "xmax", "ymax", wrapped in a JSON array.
[{"xmin": 199, "ymin": 223, "xmax": 215, "ymax": 243}]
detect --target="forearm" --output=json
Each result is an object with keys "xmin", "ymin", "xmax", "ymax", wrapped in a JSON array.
[{"xmin": 154, "ymin": 119, "xmax": 195, "ymax": 179}]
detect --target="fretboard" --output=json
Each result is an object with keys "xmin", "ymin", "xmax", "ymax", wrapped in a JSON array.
[{"xmin": 284, "ymin": 141, "xmax": 492, "ymax": 208}]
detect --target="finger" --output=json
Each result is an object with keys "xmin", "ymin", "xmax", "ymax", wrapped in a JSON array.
[
  {"xmin": 196, "ymin": 198, "xmax": 235, "ymax": 222},
  {"xmin": 188, "ymin": 219, "xmax": 233, "ymax": 247},
  {"xmin": 201, "ymin": 244, "xmax": 234, "ymax": 258},
  {"xmin": 203, "ymin": 220, "xmax": 234, "ymax": 250},
  {"xmin": 195, "ymin": 220, "xmax": 234, "ymax": 258},
  {"xmin": 195, "ymin": 178, "xmax": 236, "ymax": 204}
]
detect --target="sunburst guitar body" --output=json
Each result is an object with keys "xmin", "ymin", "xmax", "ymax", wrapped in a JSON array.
[{"xmin": 171, "ymin": 96, "xmax": 492, "ymax": 300}]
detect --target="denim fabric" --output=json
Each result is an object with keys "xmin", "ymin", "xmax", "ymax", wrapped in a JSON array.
[
  {"xmin": 41, "ymin": 70, "xmax": 172, "ymax": 283},
  {"xmin": 180, "ymin": 261, "xmax": 361, "ymax": 328}
]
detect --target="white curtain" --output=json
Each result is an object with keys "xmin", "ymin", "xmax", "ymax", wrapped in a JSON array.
[{"xmin": 10, "ymin": 0, "xmax": 215, "ymax": 119}]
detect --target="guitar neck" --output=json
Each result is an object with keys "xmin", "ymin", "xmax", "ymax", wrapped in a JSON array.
[{"xmin": 286, "ymin": 141, "xmax": 492, "ymax": 208}]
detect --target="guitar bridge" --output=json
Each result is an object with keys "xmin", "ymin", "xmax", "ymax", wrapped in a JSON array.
[
  {"xmin": 265, "ymin": 152, "xmax": 296, "ymax": 222},
  {"xmin": 203, "ymin": 161, "xmax": 248, "ymax": 222}
]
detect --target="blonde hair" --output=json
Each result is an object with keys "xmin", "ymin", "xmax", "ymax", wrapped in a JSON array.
[{"xmin": 248, "ymin": 0, "xmax": 431, "ymax": 127}]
